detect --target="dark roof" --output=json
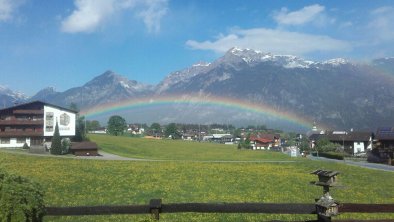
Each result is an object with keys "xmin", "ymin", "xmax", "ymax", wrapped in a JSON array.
[
  {"xmin": 376, "ymin": 127, "xmax": 394, "ymax": 140},
  {"xmin": 326, "ymin": 131, "xmax": 372, "ymax": 142},
  {"xmin": 70, "ymin": 142, "xmax": 99, "ymax": 150},
  {"xmin": 309, "ymin": 134, "xmax": 324, "ymax": 141},
  {"xmin": 0, "ymin": 100, "xmax": 78, "ymax": 114}
]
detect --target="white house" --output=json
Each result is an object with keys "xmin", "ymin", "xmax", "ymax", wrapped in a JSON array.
[{"xmin": 0, "ymin": 101, "xmax": 77, "ymax": 148}]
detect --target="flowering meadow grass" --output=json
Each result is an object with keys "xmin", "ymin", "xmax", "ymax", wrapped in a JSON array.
[
  {"xmin": 88, "ymin": 134, "xmax": 294, "ymax": 161},
  {"xmin": 0, "ymin": 136, "xmax": 393, "ymax": 221}
]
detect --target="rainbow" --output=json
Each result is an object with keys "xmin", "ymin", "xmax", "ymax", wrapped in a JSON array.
[{"xmin": 80, "ymin": 94, "xmax": 315, "ymax": 129}]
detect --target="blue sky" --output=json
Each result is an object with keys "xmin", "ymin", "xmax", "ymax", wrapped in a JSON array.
[{"xmin": 1, "ymin": 0, "xmax": 393, "ymax": 95}]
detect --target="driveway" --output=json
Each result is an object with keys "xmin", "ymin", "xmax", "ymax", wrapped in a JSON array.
[{"xmin": 308, "ymin": 155, "xmax": 394, "ymax": 172}]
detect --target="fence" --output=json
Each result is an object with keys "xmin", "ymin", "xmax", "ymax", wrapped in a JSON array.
[
  {"xmin": 43, "ymin": 170, "xmax": 394, "ymax": 221},
  {"xmin": 45, "ymin": 200, "xmax": 394, "ymax": 222}
]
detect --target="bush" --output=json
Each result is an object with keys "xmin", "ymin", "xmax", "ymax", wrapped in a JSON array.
[
  {"xmin": 23, "ymin": 142, "xmax": 30, "ymax": 150},
  {"xmin": 61, "ymin": 138, "xmax": 71, "ymax": 154},
  {"xmin": 312, "ymin": 152, "xmax": 345, "ymax": 160},
  {"xmin": 0, "ymin": 169, "xmax": 45, "ymax": 222}
]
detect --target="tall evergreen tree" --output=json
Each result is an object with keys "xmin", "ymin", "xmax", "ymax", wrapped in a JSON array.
[{"xmin": 51, "ymin": 122, "xmax": 62, "ymax": 155}]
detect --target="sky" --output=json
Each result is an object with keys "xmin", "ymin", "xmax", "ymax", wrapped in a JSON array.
[{"xmin": 1, "ymin": 0, "xmax": 394, "ymax": 96}]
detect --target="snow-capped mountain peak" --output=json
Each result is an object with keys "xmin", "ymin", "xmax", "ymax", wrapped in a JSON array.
[
  {"xmin": 225, "ymin": 47, "xmax": 315, "ymax": 69},
  {"xmin": 192, "ymin": 61, "xmax": 211, "ymax": 67},
  {"xmin": 321, "ymin": 58, "xmax": 348, "ymax": 66}
]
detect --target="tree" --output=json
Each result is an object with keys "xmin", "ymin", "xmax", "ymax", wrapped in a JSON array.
[
  {"xmin": 242, "ymin": 133, "xmax": 251, "ymax": 149},
  {"xmin": 86, "ymin": 120, "xmax": 101, "ymax": 132},
  {"xmin": 150, "ymin": 122, "xmax": 161, "ymax": 137},
  {"xmin": 74, "ymin": 116, "xmax": 86, "ymax": 142},
  {"xmin": 298, "ymin": 136, "xmax": 310, "ymax": 153},
  {"xmin": 107, "ymin": 115, "xmax": 127, "ymax": 136},
  {"xmin": 51, "ymin": 122, "xmax": 62, "ymax": 155},
  {"xmin": 68, "ymin": 103, "xmax": 87, "ymax": 142},
  {"xmin": 69, "ymin": 102, "xmax": 79, "ymax": 112},
  {"xmin": 164, "ymin": 123, "xmax": 181, "ymax": 139},
  {"xmin": 316, "ymin": 137, "xmax": 338, "ymax": 152}
]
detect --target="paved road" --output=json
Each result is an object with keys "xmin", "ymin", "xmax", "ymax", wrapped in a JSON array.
[{"xmin": 308, "ymin": 155, "xmax": 394, "ymax": 172}]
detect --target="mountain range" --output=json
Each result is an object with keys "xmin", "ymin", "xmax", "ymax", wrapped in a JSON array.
[{"xmin": 2, "ymin": 47, "xmax": 394, "ymax": 131}]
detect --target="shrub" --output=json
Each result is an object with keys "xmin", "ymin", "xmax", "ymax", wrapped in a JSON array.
[
  {"xmin": 0, "ymin": 169, "xmax": 45, "ymax": 222},
  {"xmin": 61, "ymin": 138, "xmax": 71, "ymax": 154},
  {"xmin": 23, "ymin": 142, "xmax": 30, "ymax": 150},
  {"xmin": 312, "ymin": 152, "xmax": 345, "ymax": 160}
]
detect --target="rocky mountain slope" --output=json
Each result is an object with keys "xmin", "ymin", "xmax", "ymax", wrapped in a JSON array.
[
  {"xmin": 152, "ymin": 48, "xmax": 393, "ymax": 130},
  {"xmin": 30, "ymin": 70, "xmax": 154, "ymax": 108},
  {"xmin": 0, "ymin": 85, "xmax": 28, "ymax": 108},
  {"xmin": 2, "ymin": 48, "xmax": 394, "ymax": 130}
]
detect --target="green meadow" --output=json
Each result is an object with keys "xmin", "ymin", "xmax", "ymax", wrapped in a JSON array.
[
  {"xmin": 0, "ymin": 135, "xmax": 393, "ymax": 221},
  {"xmin": 89, "ymin": 134, "xmax": 293, "ymax": 161}
]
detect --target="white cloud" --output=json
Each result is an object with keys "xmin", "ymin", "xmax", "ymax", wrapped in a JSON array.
[
  {"xmin": 61, "ymin": 0, "xmax": 117, "ymax": 33},
  {"xmin": 137, "ymin": 0, "xmax": 168, "ymax": 33},
  {"xmin": 61, "ymin": 0, "xmax": 168, "ymax": 33},
  {"xmin": 368, "ymin": 6, "xmax": 394, "ymax": 42},
  {"xmin": 186, "ymin": 28, "xmax": 351, "ymax": 56},
  {"xmin": 0, "ymin": 0, "xmax": 24, "ymax": 22},
  {"xmin": 273, "ymin": 4, "xmax": 325, "ymax": 26}
]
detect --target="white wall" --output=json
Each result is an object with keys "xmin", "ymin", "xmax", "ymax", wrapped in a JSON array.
[
  {"xmin": 43, "ymin": 106, "xmax": 76, "ymax": 137},
  {"xmin": 353, "ymin": 141, "xmax": 365, "ymax": 154},
  {"xmin": 0, "ymin": 137, "xmax": 30, "ymax": 148}
]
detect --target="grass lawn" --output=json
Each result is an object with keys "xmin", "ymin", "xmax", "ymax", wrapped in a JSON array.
[
  {"xmin": 0, "ymin": 135, "xmax": 393, "ymax": 221},
  {"xmin": 88, "ymin": 134, "xmax": 294, "ymax": 161}
]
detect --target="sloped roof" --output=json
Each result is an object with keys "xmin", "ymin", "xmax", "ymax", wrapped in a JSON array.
[
  {"xmin": 326, "ymin": 131, "xmax": 372, "ymax": 142},
  {"xmin": 376, "ymin": 127, "xmax": 394, "ymax": 140},
  {"xmin": 71, "ymin": 142, "xmax": 99, "ymax": 150},
  {"xmin": 0, "ymin": 100, "xmax": 78, "ymax": 114},
  {"xmin": 251, "ymin": 133, "xmax": 280, "ymax": 140},
  {"xmin": 252, "ymin": 138, "xmax": 273, "ymax": 143},
  {"xmin": 309, "ymin": 133, "xmax": 324, "ymax": 141}
]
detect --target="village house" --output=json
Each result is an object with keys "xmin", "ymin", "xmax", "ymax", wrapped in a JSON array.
[
  {"xmin": 373, "ymin": 127, "xmax": 394, "ymax": 162},
  {"xmin": 308, "ymin": 130, "xmax": 373, "ymax": 155},
  {"xmin": 203, "ymin": 134, "xmax": 234, "ymax": 144},
  {"xmin": 325, "ymin": 131, "xmax": 373, "ymax": 155},
  {"xmin": 375, "ymin": 127, "xmax": 394, "ymax": 149},
  {"xmin": 127, "ymin": 124, "xmax": 145, "ymax": 135},
  {"xmin": 250, "ymin": 133, "xmax": 281, "ymax": 150},
  {"xmin": 0, "ymin": 101, "xmax": 77, "ymax": 149}
]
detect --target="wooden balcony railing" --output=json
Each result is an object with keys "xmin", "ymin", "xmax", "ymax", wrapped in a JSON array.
[
  {"xmin": 13, "ymin": 109, "xmax": 44, "ymax": 115},
  {"xmin": 0, "ymin": 119, "xmax": 44, "ymax": 125},
  {"xmin": 0, "ymin": 131, "xmax": 43, "ymax": 137}
]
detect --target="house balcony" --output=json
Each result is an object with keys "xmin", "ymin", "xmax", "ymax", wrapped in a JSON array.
[
  {"xmin": 0, "ymin": 130, "xmax": 43, "ymax": 137},
  {"xmin": 0, "ymin": 119, "xmax": 44, "ymax": 126},
  {"xmin": 13, "ymin": 109, "xmax": 44, "ymax": 115}
]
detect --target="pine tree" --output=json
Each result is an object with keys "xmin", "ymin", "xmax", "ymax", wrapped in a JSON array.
[{"xmin": 51, "ymin": 122, "xmax": 62, "ymax": 155}]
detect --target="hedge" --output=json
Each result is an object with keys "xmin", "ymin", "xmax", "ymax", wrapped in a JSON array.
[
  {"xmin": 312, "ymin": 152, "xmax": 345, "ymax": 160},
  {"xmin": 0, "ymin": 168, "xmax": 45, "ymax": 222}
]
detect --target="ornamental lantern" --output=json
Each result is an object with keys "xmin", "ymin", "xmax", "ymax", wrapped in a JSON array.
[{"xmin": 311, "ymin": 170, "xmax": 340, "ymax": 221}]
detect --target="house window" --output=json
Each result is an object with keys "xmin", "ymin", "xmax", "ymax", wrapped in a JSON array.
[
  {"xmin": 357, "ymin": 142, "xmax": 361, "ymax": 145},
  {"xmin": 1, "ymin": 138, "xmax": 10, "ymax": 144},
  {"xmin": 45, "ymin": 112, "xmax": 54, "ymax": 132},
  {"xmin": 17, "ymin": 138, "xmax": 26, "ymax": 144}
]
